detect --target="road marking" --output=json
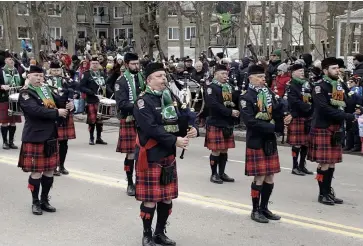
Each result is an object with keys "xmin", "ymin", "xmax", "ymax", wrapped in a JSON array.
[{"xmin": 2, "ymin": 155, "xmax": 363, "ymax": 238}]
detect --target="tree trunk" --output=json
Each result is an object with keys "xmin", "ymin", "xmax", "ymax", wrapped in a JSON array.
[
  {"xmin": 29, "ymin": 1, "xmax": 44, "ymax": 59},
  {"xmin": 268, "ymin": 1, "xmax": 273, "ymax": 55},
  {"xmin": 194, "ymin": 2, "xmax": 203, "ymax": 58},
  {"xmin": 239, "ymin": 2, "xmax": 247, "ymax": 58},
  {"xmin": 176, "ymin": 2, "xmax": 184, "ymax": 58},
  {"xmin": 281, "ymin": 2, "xmax": 293, "ymax": 60},
  {"xmin": 158, "ymin": 1, "xmax": 168, "ymax": 60},
  {"xmin": 147, "ymin": 3, "xmax": 157, "ymax": 59},
  {"xmin": 132, "ymin": 1, "xmax": 143, "ymax": 55},
  {"xmin": 62, "ymin": 2, "xmax": 78, "ymax": 56},
  {"xmin": 327, "ymin": 3, "xmax": 338, "ymax": 57},
  {"xmin": 302, "ymin": 1, "xmax": 310, "ymax": 53},
  {"xmin": 261, "ymin": 2, "xmax": 267, "ymax": 56},
  {"xmin": 343, "ymin": 1, "xmax": 352, "ymax": 63},
  {"xmin": 202, "ymin": 2, "xmax": 213, "ymax": 52}
]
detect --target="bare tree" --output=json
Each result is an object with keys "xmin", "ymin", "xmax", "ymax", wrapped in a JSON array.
[
  {"xmin": 239, "ymin": 2, "xmax": 247, "ymax": 58},
  {"xmin": 62, "ymin": 2, "xmax": 79, "ymax": 56},
  {"xmin": 132, "ymin": 1, "xmax": 143, "ymax": 55},
  {"xmin": 1, "ymin": 2, "xmax": 18, "ymax": 51},
  {"xmin": 158, "ymin": 1, "xmax": 168, "ymax": 59},
  {"xmin": 302, "ymin": 1, "xmax": 310, "ymax": 53},
  {"xmin": 175, "ymin": 2, "xmax": 185, "ymax": 58},
  {"xmin": 281, "ymin": 2, "xmax": 293, "ymax": 60},
  {"xmin": 343, "ymin": 1, "xmax": 352, "ymax": 63},
  {"xmin": 261, "ymin": 2, "xmax": 267, "ymax": 56}
]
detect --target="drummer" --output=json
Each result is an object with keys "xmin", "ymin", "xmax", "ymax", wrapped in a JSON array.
[
  {"xmin": 115, "ymin": 53, "xmax": 145, "ymax": 196},
  {"xmin": 80, "ymin": 56, "xmax": 108, "ymax": 145},
  {"xmin": 0, "ymin": 50, "xmax": 24, "ymax": 150}
]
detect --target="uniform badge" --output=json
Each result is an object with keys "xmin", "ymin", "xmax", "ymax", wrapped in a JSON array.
[
  {"xmin": 21, "ymin": 92, "xmax": 29, "ymax": 100},
  {"xmin": 240, "ymin": 100, "xmax": 247, "ymax": 109},
  {"xmin": 115, "ymin": 84, "xmax": 120, "ymax": 91},
  {"xmin": 207, "ymin": 88, "xmax": 212, "ymax": 95},
  {"xmin": 314, "ymin": 86, "xmax": 321, "ymax": 94},
  {"xmin": 137, "ymin": 99, "xmax": 145, "ymax": 109}
]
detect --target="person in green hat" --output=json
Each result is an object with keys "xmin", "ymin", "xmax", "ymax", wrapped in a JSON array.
[{"xmin": 266, "ymin": 49, "xmax": 282, "ymax": 87}]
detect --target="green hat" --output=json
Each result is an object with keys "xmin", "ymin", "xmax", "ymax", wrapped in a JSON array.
[{"xmin": 272, "ymin": 49, "xmax": 281, "ymax": 58}]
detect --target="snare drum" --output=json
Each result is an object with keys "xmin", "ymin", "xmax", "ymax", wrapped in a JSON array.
[
  {"xmin": 8, "ymin": 93, "xmax": 23, "ymax": 116},
  {"xmin": 97, "ymin": 98, "xmax": 116, "ymax": 119}
]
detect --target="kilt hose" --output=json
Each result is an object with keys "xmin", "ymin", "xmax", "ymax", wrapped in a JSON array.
[
  {"xmin": 204, "ymin": 125, "xmax": 235, "ymax": 151},
  {"xmin": 86, "ymin": 103, "xmax": 98, "ymax": 125},
  {"xmin": 116, "ymin": 119, "xmax": 136, "ymax": 153},
  {"xmin": 18, "ymin": 142, "xmax": 59, "ymax": 173},
  {"xmin": 0, "ymin": 102, "xmax": 21, "ymax": 124},
  {"xmin": 245, "ymin": 148, "xmax": 280, "ymax": 176},
  {"xmin": 308, "ymin": 124, "xmax": 342, "ymax": 164},
  {"xmin": 135, "ymin": 155, "xmax": 178, "ymax": 202},
  {"xmin": 57, "ymin": 115, "xmax": 76, "ymax": 141},
  {"xmin": 287, "ymin": 117, "xmax": 309, "ymax": 146}
]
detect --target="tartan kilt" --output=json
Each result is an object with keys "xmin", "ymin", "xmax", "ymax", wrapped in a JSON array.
[
  {"xmin": 287, "ymin": 117, "xmax": 309, "ymax": 146},
  {"xmin": 86, "ymin": 103, "xmax": 98, "ymax": 124},
  {"xmin": 116, "ymin": 119, "xmax": 136, "ymax": 153},
  {"xmin": 135, "ymin": 155, "xmax": 178, "ymax": 202},
  {"xmin": 245, "ymin": 148, "xmax": 280, "ymax": 176},
  {"xmin": 308, "ymin": 125, "xmax": 342, "ymax": 164},
  {"xmin": 0, "ymin": 102, "xmax": 21, "ymax": 124},
  {"xmin": 18, "ymin": 142, "xmax": 59, "ymax": 173},
  {"xmin": 204, "ymin": 125, "xmax": 235, "ymax": 151},
  {"xmin": 57, "ymin": 115, "xmax": 76, "ymax": 141}
]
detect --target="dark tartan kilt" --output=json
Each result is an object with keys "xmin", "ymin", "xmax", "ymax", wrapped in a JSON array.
[
  {"xmin": 18, "ymin": 142, "xmax": 59, "ymax": 173},
  {"xmin": 204, "ymin": 125, "xmax": 235, "ymax": 151},
  {"xmin": 287, "ymin": 117, "xmax": 309, "ymax": 146},
  {"xmin": 308, "ymin": 125, "xmax": 342, "ymax": 164},
  {"xmin": 86, "ymin": 103, "xmax": 98, "ymax": 124},
  {"xmin": 57, "ymin": 115, "xmax": 76, "ymax": 141},
  {"xmin": 0, "ymin": 102, "xmax": 21, "ymax": 124},
  {"xmin": 245, "ymin": 148, "xmax": 280, "ymax": 176},
  {"xmin": 135, "ymin": 155, "xmax": 178, "ymax": 202},
  {"xmin": 116, "ymin": 119, "xmax": 136, "ymax": 153}
]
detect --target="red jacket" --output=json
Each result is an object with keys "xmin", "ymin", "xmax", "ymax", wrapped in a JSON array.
[{"xmin": 270, "ymin": 73, "xmax": 290, "ymax": 97}]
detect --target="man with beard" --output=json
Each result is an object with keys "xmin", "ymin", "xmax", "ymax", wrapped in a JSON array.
[
  {"xmin": 115, "ymin": 53, "xmax": 145, "ymax": 196},
  {"xmin": 308, "ymin": 57, "xmax": 356, "ymax": 205},
  {"xmin": 287, "ymin": 64, "xmax": 314, "ymax": 176},
  {"xmin": 80, "ymin": 56, "xmax": 108, "ymax": 145},
  {"xmin": 204, "ymin": 64, "xmax": 239, "ymax": 184},
  {"xmin": 266, "ymin": 49, "xmax": 282, "ymax": 87},
  {"xmin": 240, "ymin": 65, "xmax": 292, "ymax": 223},
  {"xmin": 0, "ymin": 51, "xmax": 23, "ymax": 149}
]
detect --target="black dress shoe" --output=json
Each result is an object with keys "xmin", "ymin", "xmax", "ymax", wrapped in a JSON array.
[
  {"xmin": 251, "ymin": 211, "xmax": 269, "ymax": 223},
  {"xmin": 40, "ymin": 200, "xmax": 56, "ymax": 212},
  {"xmin": 96, "ymin": 138, "xmax": 107, "ymax": 145},
  {"xmin": 8, "ymin": 142, "xmax": 18, "ymax": 149},
  {"xmin": 210, "ymin": 174, "xmax": 223, "ymax": 184},
  {"xmin": 32, "ymin": 201, "xmax": 43, "ymax": 215},
  {"xmin": 260, "ymin": 209, "xmax": 281, "ymax": 220},
  {"xmin": 153, "ymin": 233, "xmax": 176, "ymax": 246},
  {"xmin": 3, "ymin": 142, "xmax": 10, "ymax": 150},
  {"xmin": 299, "ymin": 166, "xmax": 314, "ymax": 175},
  {"xmin": 291, "ymin": 168, "xmax": 305, "ymax": 176},
  {"xmin": 343, "ymin": 146, "xmax": 353, "ymax": 151},
  {"xmin": 127, "ymin": 184, "xmax": 135, "ymax": 196},
  {"xmin": 89, "ymin": 139, "xmax": 95, "ymax": 145},
  {"xmin": 53, "ymin": 169, "xmax": 61, "ymax": 176},
  {"xmin": 318, "ymin": 195, "xmax": 335, "ymax": 205},
  {"xmin": 142, "ymin": 236, "xmax": 156, "ymax": 246},
  {"xmin": 60, "ymin": 168, "xmax": 69, "ymax": 175},
  {"xmin": 220, "ymin": 173, "xmax": 235, "ymax": 182},
  {"xmin": 328, "ymin": 188, "xmax": 343, "ymax": 204}
]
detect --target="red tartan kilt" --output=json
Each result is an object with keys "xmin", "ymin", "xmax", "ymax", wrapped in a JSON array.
[
  {"xmin": 57, "ymin": 115, "xmax": 76, "ymax": 141},
  {"xmin": 287, "ymin": 117, "xmax": 309, "ymax": 146},
  {"xmin": 18, "ymin": 142, "xmax": 59, "ymax": 172},
  {"xmin": 204, "ymin": 125, "xmax": 235, "ymax": 151},
  {"xmin": 308, "ymin": 125, "xmax": 342, "ymax": 164},
  {"xmin": 135, "ymin": 155, "xmax": 178, "ymax": 202},
  {"xmin": 86, "ymin": 103, "xmax": 98, "ymax": 124},
  {"xmin": 0, "ymin": 102, "xmax": 21, "ymax": 124},
  {"xmin": 116, "ymin": 119, "xmax": 136, "ymax": 153},
  {"xmin": 245, "ymin": 148, "xmax": 280, "ymax": 176}
]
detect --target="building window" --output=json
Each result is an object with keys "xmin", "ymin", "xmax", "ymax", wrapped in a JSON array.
[
  {"xmin": 353, "ymin": 40, "xmax": 359, "ymax": 54},
  {"xmin": 114, "ymin": 28, "xmax": 133, "ymax": 40},
  {"xmin": 0, "ymin": 25, "xmax": 3, "ymax": 39},
  {"xmin": 17, "ymin": 2, "xmax": 29, "ymax": 15},
  {"xmin": 49, "ymin": 27, "xmax": 61, "ymax": 40},
  {"xmin": 94, "ymin": 6, "xmax": 108, "ymax": 16},
  {"xmin": 47, "ymin": 3, "xmax": 61, "ymax": 17},
  {"xmin": 185, "ymin": 26, "xmax": 196, "ymax": 40},
  {"xmin": 168, "ymin": 27, "xmax": 179, "ymax": 40},
  {"xmin": 18, "ymin": 27, "xmax": 30, "ymax": 39},
  {"xmin": 78, "ymin": 30, "xmax": 86, "ymax": 39},
  {"xmin": 114, "ymin": 5, "xmax": 131, "ymax": 18},
  {"xmin": 96, "ymin": 29, "xmax": 108, "ymax": 39}
]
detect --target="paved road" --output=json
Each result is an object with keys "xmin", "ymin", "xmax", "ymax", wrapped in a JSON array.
[{"xmin": 0, "ymin": 122, "xmax": 362, "ymax": 246}]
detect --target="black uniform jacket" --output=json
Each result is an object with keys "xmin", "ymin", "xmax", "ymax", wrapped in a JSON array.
[
  {"xmin": 287, "ymin": 81, "xmax": 313, "ymax": 118},
  {"xmin": 240, "ymin": 87, "xmax": 284, "ymax": 149},
  {"xmin": 311, "ymin": 80, "xmax": 355, "ymax": 129},
  {"xmin": 133, "ymin": 93, "xmax": 177, "ymax": 162},
  {"xmin": 80, "ymin": 70, "xmax": 106, "ymax": 104},
  {"xmin": 205, "ymin": 82, "xmax": 234, "ymax": 128},
  {"xmin": 0, "ymin": 67, "xmax": 24, "ymax": 103},
  {"xmin": 106, "ymin": 71, "xmax": 120, "ymax": 98},
  {"xmin": 19, "ymin": 88, "xmax": 61, "ymax": 143},
  {"xmin": 115, "ymin": 75, "xmax": 142, "ymax": 119}
]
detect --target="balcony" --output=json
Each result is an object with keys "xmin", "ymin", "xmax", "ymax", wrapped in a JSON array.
[
  {"xmin": 189, "ymin": 35, "xmax": 237, "ymax": 48},
  {"xmin": 77, "ymin": 14, "xmax": 110, "ymax": 24}
]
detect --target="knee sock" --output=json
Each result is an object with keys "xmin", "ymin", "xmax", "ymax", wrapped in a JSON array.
[
  {"xmin": 260, "ymin": 182, "xmax": 274, "ymax": 210},
  {"xmin": 218, "ymin": 153, "xmax": 228, "ymax": 175},
  {"xmin": 1, "ymin": 126, "xmax": 8, "ymax": 143},
  {"xmin": 28, "ymin": 176, "xmax": 41, "ymax": 203},
  {"xmin": 40, "ymin": 176, "xmax": 54, "ymax": 201},
  {"xmin": 155, "ymin": 202, "xmax": 173, "ymax": 235},
  {"xmin": 251, "ymin": 182, "xmax": 263, "ymax": 212},
  {"xmin": 124, "ymin": 158, "xmax": 134, "ymax": 185},
  {"xmin": 140, "ymin": 203, "xmax": 156, "ymax": 237},
  {"xmin": 299, "ymin": 145, "xmax": 308, "ymax": 168},
  {"xmin": 88, "ymin": 124, "xmax": 95, "ymax": 140},
  {"xmin": 8, "ymin": 125, "xmax": 16, "ymax": 143},
  {"xmin": 316, "ymin": 168, "xmax": 329, "ymax": 195},
  {"xmin": 59, "ymin": 140, "xmax": 68, "ymax": 169},
  {"xmin": 209, "ymin": 154, "xmax": 219, "ymax": 175},
  {"xmin": 96, "ymin": 123, "xmax": 103, "ymax": 139},
  {"xmin": 292, "ymin": 146, "xmax": 300, "ymax": 169}
]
